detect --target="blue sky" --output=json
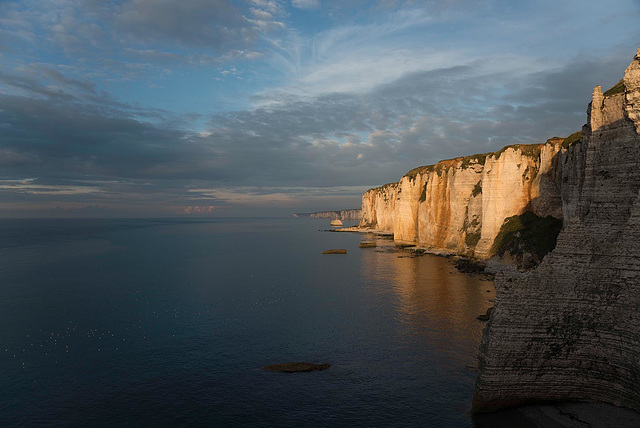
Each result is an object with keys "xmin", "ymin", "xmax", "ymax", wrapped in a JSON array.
[{"xmin": 1, "ymin": 0, "xmax": 639, "ymax": 217}]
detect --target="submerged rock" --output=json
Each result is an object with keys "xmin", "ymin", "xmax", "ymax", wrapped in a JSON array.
[
  {"xmin": 322, "ymin": 249, "xmax": 347, "ymax": 254},
  {"xmin": 359, "ymin": 242, "xmax": 376, "ymax": 248},
  {"xmin": 455, "ymin": 258, "xmax": 487, "ymax": 274},
  {"xmin": 263, "ymin": 362, "xmax": 331, "ymax": 373}
]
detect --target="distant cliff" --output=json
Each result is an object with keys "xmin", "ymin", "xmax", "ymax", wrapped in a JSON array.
[
  {"xmin": 294, "ymin": 209, "xmax": 362, "ymax": 220},
  {"xmin": 474, "ymin": 48, "xmax": 640, "ymax": 412},
  {"xmin": 359, "ymin": 137, "xmax": 572, "ymax": 258}
]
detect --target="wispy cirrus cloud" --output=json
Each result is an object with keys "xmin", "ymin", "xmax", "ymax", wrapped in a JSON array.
[{"xmin": 0, "ymin": 0, "xmax": 639, "ymax": 217}]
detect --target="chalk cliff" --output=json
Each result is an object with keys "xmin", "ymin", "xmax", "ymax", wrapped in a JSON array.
[
  {"xmin": 294, "ymin": 209, "xmax": 362, "ymax": 220},
  {"xmin": 359, "ymin": 138, "xmax": 569, "ymax": 258},
  {"xmin": 474, "ymin": 48, "xmax": 640, "ymax": 412}
]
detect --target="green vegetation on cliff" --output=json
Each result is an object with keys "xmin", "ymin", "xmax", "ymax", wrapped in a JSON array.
[
  {"xmin": 493, "ymin": 143, "xmax": 545, "ymax": 160},
  {"xmin": 402, "ymin": 138, "xmax": 567, "ymax": 182},
  {"xmin": 472, "ymin": 180, "xmax": 482, "ymax": 197},
  {"xmin": 459, "ymin": 153, "xmax": 489, "ymax": 169},
  {"xmin": 419, "ymin": 183, "xmax": 428, "ymax": 202},
  {"xmin": 372, "ymin": 133, "xmax": 582, "ymax": 193},
  {"xmin": 366, "ymin": 181, "xmax": 398, "ymax": 193},
  {"xmin": 491, "ymin": 211, "xmax": 563, "ymax": 267},
  {"xmin": 405, "ymin": 163, "xmax": 440, "ymax": 180},
  {"xmin": 603, "ymin": 79, "xmax": 626, "ymax": 97},
  {"xmin": 562, "ymin": 131, "xmax": 582, "ymax": 148}
]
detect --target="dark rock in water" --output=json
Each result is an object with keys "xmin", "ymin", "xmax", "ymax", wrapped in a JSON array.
[
  {"xmin": 455, "ymin": 258, "xmax": 487, "ymax": 274},
  {"xmin": 322, "ymin": 249, "xmax": 347, "ymax": 254},
  {"xmin": 263, "ymin": 362, "xmax": 331, "ymax": 373},
  {"xmin": 359, "ymin": 242, "xmax": 376, "ymax": 248},
  {"xmin": 477, "ymin": 307, "xmax": 494, "ymax": 321}
]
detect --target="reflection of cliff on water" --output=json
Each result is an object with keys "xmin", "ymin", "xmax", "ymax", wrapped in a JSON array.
[{"xmin": 360, "ymin": 240, "xmax": 494, "ymax": 368}]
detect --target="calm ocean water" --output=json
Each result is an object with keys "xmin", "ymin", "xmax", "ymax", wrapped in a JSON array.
[{"xmin": 0, "ymin": 218, "xmax": 494, "ymax": 427}]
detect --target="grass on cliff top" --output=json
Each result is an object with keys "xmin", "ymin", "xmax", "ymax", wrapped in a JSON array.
[
  {"xmin": 402, "ymin": 142, "xmax": 548, "ymax": 181},
  {"xmin": 490, "ymin": 211, "xmax": 563, "ymax": 262},
  {"xmin": 561, "ymin": 131, "xmax": 582, "ymax": 149},
  {"xmin": 384, "ymin": 132, "xmax": 582, "ymax": 187},
  {"xmin": 603, "ymin": 79, "xmax": 625, "ymax": 97},
  {"xmin": 492, "ymin": 143, "xmax": 545, "ymax": 160},
  {"xmin": 366, "ymin": 181, "xmax": 399, "ymax": 193},
  {"xmin": 403, "ymin": 153, "xmax": 489, "ymax": 180}
]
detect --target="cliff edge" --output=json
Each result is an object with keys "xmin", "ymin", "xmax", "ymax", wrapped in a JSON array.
[
  {"xmin": 359, "ymin": 134, "xmax": 572, "ymax": 259},
  {"xmin": 473, "ymin": 47, "xmax": 640, "ymax": 412}
]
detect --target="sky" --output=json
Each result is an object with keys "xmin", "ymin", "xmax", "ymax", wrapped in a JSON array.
[{"xmin": 1, "ymin": 0, "xmax": 639, "ymax": 218}]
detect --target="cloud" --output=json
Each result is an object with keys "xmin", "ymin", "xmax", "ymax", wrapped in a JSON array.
[
  {"xmin": 292, "ymin": 0, "xmax": 320, "ymax": 10},
  {"xmin": 0, "ymin": 0, "xmax": 288, "ymax": 83},
  {"xmin": 3, "ymin": 46, "xmax": 631, "ymax": 215},
  {"xmin": 1, "ymin": 0, "xmax": 639, "ymax": 216},
  {"xmin": 183, "ymin": 205, "xmax": 216, "ymax": 214},
  {"xmin": 260, "ymin": 6, "xmax": 439, "ymax": 98},
  {"xmin": 115, "ymin": 0, "xmax": 252, "ymax": 49}
]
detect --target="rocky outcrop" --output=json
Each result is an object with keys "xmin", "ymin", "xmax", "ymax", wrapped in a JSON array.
[
  {"xmin": 473, "ymin": 47, "xmax": 640, "ymax": 413},
  {"xmin": 294, "ymin": 209, "xmax": 362, "ymax": 220},
  {"xmin": 359, "ymin": 140, "xmax": 569, "ymax": 258},
  {"xmin": 337, "ymin": 209, "xmax": 363, "ymax": 220}
]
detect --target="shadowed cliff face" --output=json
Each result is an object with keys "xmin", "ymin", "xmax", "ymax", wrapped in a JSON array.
[
  {"xmin": 473, "ymin": 47, "xmax": 640, "ymax": 413},
  {"xmin": 359, "ymin": 140, "xmax": 567, "ymax": 258}
]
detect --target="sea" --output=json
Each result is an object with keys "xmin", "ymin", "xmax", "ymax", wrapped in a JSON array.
[{"xmin": 0, "ymin": 217, "xmax": 495, "ymax": 427}]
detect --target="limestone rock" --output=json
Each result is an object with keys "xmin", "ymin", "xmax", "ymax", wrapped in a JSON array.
[
  {"xmin": 295, "ymin": 209, "xmax": 362, "ymax": 220},
  {"xmin": 322, "ymin": 249, "xmax": 347, "ymax": 254},
  {"xmin": 359, "ymin": 242, "xmax": 376, "ymax": 248},
  {"xmin": 473, "ymin": 47, "xmax": 640, "ymax": 414},
  {"xmin": 358, "ymin": 140, "xmax": 567, "ymax": 259}
]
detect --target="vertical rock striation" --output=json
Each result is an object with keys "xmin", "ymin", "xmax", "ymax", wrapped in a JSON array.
[
  {"xmin": 359, "ymin": 141, "xmax": 567, "ymax": 257},
  {"xmin": 473, "ymin": 47, "xmax": 640, "ymax": 413},
  {"xmin": 294, "ymin": 209, "xmax": 362, "ymax": 220}
]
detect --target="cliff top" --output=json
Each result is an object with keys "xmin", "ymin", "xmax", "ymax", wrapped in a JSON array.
[
  {"xmin": 403, "ymin": 133, "xmax": 581, "ymax": 179},
  {"xmin": 376, "ymin": 182, "xmax": 400, "ymax": 191},
  {"xmin": 364, "ymin": 132, "xmax": 583, "ymax": 193},
  {"xmin": 603, "ymin": 79, "xmax": 625, "ymax": 97}
]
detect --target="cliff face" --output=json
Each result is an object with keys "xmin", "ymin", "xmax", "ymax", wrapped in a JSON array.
[
  {"xmin": 360, "ymin": 141, "xmax": 565, "ymax": 258},
  {"xmin": 294, "ymin": 209, "xmax": 362, "ymax": 220},
  {"xmin": 361, "ymin": 183, "xmax": 399, "ymax": 231},
  {"xmin": 337, "ymin": 209, "xmax": 363, "ymax": 220},
  {"xmin": 474, "ymin": 48, "xmax": 640, "ymax": 412}
]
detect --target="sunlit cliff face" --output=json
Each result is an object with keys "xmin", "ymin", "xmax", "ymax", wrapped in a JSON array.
[
  {"xmin": 359, "ymin": 140, "xmax": 566, "ymax": 258},
  {"xmin": 1, "ymin": 1, "xmax": 637, "ymax": 217},
  {"xmin": 474, "ymin": 47, "xmax": 640, "ymax": 414}
]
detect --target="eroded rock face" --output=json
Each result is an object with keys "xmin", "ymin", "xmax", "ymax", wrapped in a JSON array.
[
  {"xmin": 359, "ymin": 141, "xmax": 566, "ymax": 258},
  {"xmin": 360, "ymin": 182, "xmax": 399, "ymax": 232},
  {"xmin": 301, "ymin": 209, "xmax": 362, "ymax": 220},
  {"xmin": 473, "ymin": 48, "xmax": 640, "ymax": 413}
]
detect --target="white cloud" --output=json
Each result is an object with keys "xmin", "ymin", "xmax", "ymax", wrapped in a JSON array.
[
  {"xmin": 254, "ymin": 7, "xmax": 448, "ymax": 100},
  {"xmin": 188, "ymin": 185, "xmax": 369, "ymax": 206},
  {"xmin": 292, "ymin": 0, "xmax": 320, "ymax": 10}
]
